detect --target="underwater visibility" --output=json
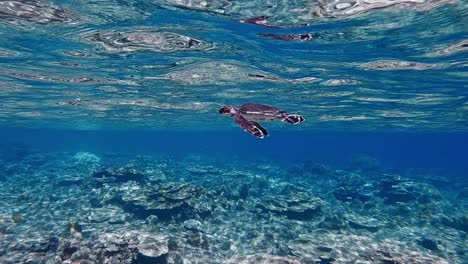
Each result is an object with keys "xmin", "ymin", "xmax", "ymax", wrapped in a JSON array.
[{"xmin": 0, "ymin": 0, "xmax": 467, "ymax": 263}]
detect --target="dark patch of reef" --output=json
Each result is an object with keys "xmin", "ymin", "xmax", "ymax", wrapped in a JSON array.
[{"xmin": 0, "ymin": 151, "xmax": 466, "ymax": 263}]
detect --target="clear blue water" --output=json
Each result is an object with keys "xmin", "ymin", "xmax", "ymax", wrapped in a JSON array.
[{"xmin": 0, "ymin": 0, "xmax": 467, "ymax": 263}]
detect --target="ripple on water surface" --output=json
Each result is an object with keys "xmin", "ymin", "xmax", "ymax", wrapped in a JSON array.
[
  {"xmin": 0, "ymin": 0, "xmax": 465, "ymax": 130},
  {"xmin": 0, "ymin": 0, "xmax": 75, "ymax": 25},
  {"xmin": 154, "ymin": 0, "xmax": 456, "ymax": 26},
  {"xmin": 84, "ymin": 29, "xmax": 215, "ymax": 53}
]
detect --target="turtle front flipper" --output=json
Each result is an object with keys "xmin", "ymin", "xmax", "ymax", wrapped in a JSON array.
[
  {"xmin": 232, "ymin": 114, "xmax": 268, "ymax": 139},
  {"xmin": 252, "ymin": 121, "xmax": 269, "ymax": 137}
]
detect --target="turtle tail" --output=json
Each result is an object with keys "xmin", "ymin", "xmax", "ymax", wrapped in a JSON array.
[{"xmin": 282, "ymin": 114, "xmax": 304, "ymax": 124}]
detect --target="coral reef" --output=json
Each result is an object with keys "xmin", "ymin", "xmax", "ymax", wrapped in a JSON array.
[
  {"xmin": 107, "ymin": 181, "xmax": 211, "ymax": 220},
  {"xmin": 0, "ymin": 152, "xmax": 465, "ymax": 263},
  {"xmin": 257, "ymin": 192, "xmax": 322, "ymax": 220}
]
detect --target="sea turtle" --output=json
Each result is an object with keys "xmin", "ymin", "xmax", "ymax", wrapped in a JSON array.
[{"xmin": 219, "ymin": 103, "xmax": 304, "ymax": 138}]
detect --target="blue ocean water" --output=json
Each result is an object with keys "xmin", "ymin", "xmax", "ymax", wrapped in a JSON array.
[{"xmin": 0, "ymin": 0, "xmax": 467, "ymax": 263}]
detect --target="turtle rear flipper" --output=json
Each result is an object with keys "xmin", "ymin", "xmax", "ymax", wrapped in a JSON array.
[
  {"xmin": 233, "ymin": 114, "xmax": 268, "ymax": 139},
  {"xmin": 282, "ymin": 114, "xmax": 304, "ymax": 124}
]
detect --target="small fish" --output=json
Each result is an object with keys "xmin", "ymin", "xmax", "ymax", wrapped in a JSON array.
[
  {"xmin": 238, "ymin": 16, "xmax": 270, "ymax": 26},
  {"xmin": 258, "ymin": 33, "xmax": 313, "ymax": 41},
  {"xmin": 238, "ymin": 16, "xmax": 309, "ymax": 28}
]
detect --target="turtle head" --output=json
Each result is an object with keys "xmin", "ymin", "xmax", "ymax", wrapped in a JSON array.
[{"xmin": 219, "ymin": 105, "xmax": 237, "ymax": 115}]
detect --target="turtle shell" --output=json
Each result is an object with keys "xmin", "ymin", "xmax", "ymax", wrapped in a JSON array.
[{"xmin": 239, "ymin": 103, "xmax": 286, "ymax": 121}]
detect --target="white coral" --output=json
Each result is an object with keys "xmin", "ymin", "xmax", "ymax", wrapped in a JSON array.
[{"xmin": 73, "ymin": 152, "xmax": 101, "ymax": 164}]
